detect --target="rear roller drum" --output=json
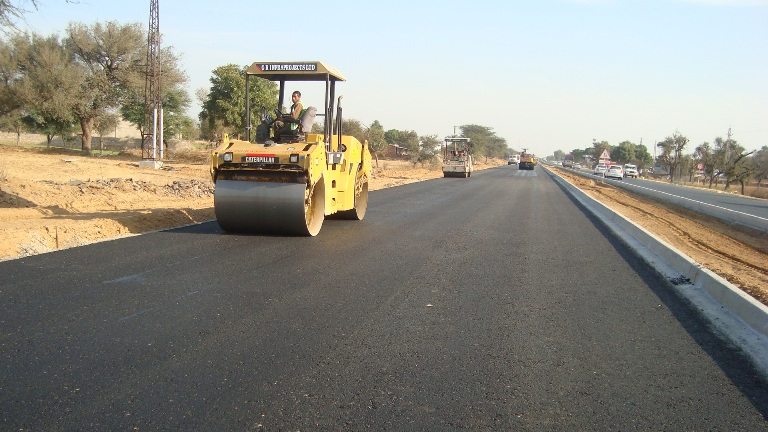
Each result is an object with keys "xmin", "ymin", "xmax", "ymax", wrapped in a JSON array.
[{"xmin": 334, "ymin": 178, "xmax": 368, "ymax": 220}]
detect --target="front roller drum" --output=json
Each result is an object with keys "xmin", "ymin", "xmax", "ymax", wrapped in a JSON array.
[{"xmin": 214, "ymin": 179, "xmax": 325, "ymax": 236}]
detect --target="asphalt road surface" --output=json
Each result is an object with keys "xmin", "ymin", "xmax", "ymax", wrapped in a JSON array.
[{"xmin": 2, "ymin": 166, "xmax": 767, "ymax": 430}]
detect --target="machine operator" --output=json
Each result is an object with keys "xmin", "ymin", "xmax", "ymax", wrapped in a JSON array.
[{"xmin": 274, "ymin": 90, "xmax": 304, "ymax": 134}]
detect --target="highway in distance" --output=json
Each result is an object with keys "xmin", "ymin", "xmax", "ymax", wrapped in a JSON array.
[
  {"xmin": 1, "ymin": 166, "xmax": 766, "ymax": 430},
  {"xmin": 572, "ymin": 166, "xmax": 768, "ymax": 233}
]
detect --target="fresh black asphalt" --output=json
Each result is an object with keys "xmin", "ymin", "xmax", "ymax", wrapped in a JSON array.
[{"xmin": 1, "ymin": 166, "xmax": 767, "ymax": 430}]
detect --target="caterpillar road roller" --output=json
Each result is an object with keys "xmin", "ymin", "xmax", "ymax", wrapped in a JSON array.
[{"xmin": 210, "ymin": 61, "xmax": 372, "ymax": 236}]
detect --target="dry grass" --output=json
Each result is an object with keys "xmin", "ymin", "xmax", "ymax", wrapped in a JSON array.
[
  {"xmin": 744, "ymin": 186, "xmax": 768, "ymax": 199},
  {"xmin": 167, "ymin": 148, "xmax": 210, "ymax": 165}
]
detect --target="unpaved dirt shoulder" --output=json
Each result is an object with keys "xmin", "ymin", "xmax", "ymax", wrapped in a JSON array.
[
  {"xmin": 549, "ymin": 167, "xmax": 768, "ymax": 307},
  {"xmin": 0, "ymin": 146, "xmax": 216, "ymax": 260}
]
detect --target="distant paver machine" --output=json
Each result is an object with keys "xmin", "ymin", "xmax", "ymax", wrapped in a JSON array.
[{"xmin": 442, "ymin": 137, "xmax": 473, "ymax": 178}]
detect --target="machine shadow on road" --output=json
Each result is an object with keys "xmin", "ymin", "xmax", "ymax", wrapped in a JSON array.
[{"xmin": 551, "ymin": 178, "xmax": 768, "ymax": 419}]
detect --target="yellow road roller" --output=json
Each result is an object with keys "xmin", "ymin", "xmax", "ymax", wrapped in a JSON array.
[{"xmin": 210, "ymin": 61, "xmax": 372, "ymax": 236}]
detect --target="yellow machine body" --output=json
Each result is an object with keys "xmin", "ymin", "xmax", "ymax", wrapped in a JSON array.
[
  {"xmin": 211, "ymin": 132, "xmax": 371, "ymax": 218},
  {"xmin": 519, "ymin": 149, "xmax": 537, "ymax": 170}
]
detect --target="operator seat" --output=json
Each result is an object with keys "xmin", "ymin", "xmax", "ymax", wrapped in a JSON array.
[{"xmin": 277, "ymin": 106, "xmax": 317, "ymax": 143}]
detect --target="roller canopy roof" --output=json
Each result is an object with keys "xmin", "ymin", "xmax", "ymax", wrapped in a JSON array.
[{"xmin": 245, "ymin": 61, "xmax": 346, "ymax": 82}]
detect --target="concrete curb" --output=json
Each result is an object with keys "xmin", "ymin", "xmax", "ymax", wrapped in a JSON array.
[{"xmin": 542, "ymin": 165, "xmax": 768, "ymax": 378}]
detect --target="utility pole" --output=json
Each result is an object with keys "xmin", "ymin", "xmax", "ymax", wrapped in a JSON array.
[{"xmin": 140, "ymin": 0, "xmax": 163, "ymax": 169}]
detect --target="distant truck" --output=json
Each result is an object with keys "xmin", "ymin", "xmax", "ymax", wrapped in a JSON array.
[
  {"xmin": 519, "ymin": 149, "xmax": 537, "ymax": 170},
  {"xmin": 442, "ymin": 137, "xmax": 473, "ymax": 178}
]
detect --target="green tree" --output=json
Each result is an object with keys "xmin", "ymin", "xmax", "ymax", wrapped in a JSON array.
[
  {"xmin": 340, "ymin": 118, "xmax": 366, "ymax": 144},
  {"xmin": 414, "ymin": 134, "xmax": 441, "ymax": 166},
  {"xmin": 460, "ymin": 124, "xmax": 490, "ymax": 156},
  {"xmin": 634, "ymin": 144, "xmax": 653, "ymax": 171},
  {"xmin": 729, "ymin": 150, "xmax": 755, "ymax": 194},
  {"xmin": 176, "ymin": 116, "xmax": 199, "ymax": 141},
  {"xmin": 570, "ymin": 148, "xmax": 588, "ymax": 163},
  {"xmin": 656, "ymin": 132, "xmax": 688, "ymax": 182},
  {"xmin": 160, "ymin": 88, "xmax": 194, "ymax": 140},
  {"xmin": 712, "ymin": 136, "xmax": 754, "ymax": 192},
  {"xmin": 0, "ymin": 35, "xmax": 24, "ymax": 143},
  {"xmin": 384, "ymin": 128, "xmax": 400, "ymax": 145},
  {"xmin": 120, "ymin": 47, "xmax": 188, "ymax": 140},
  {"xmin": 694, "ymin": 142, "xmax": 716, "ymax": 187},
  {"xmin": 64, "ymin": 21, "xmax": 147, "ymax": 153},
  {"xmin": 0, "ymin": 107, "xmax": 25, "ymax": 144},
  {"xmin": 93, "ymin": 112, "xmax": 120, "ymax": 152},
  {"xmin": 198, "ymin": 64, "xmax": 278, "ymax": 140},
  {"xmin": 611, "ymin": 141, "xmax": 636, "ymax": 164},
  {"xmin": 753, "ymin": 146, "xmax": 768, "ymax": 188},
  {"xmin": 366, "ymin": 120, "xmax": 386, "ymax": 168},
  {"xmin": 592, "ymin": 140, "xmax": 612, "ymax": 162},
  {"xmin": 553, "ymin": 149, "xmax": 565, "ymax": 161},
  {"xmin": 484, "ymin": 135, "xmax": 508, "ymax": 161},
  {"xmin": 383, "ymin": 128, "xmax": 419, "ymax": 159},
  {"xmin": 398, "ymin": 129, "xmax": 419, "ymax": 160},
  {"xmin": 680, "ymin": 154, "xmax": 695, "ymax": 182},
  {"xmin": 460, "ymin": 124, "xmax": 502, "ymax": 158},
  {"xmin": 12, "ymin": 33, "xmax": 81, "ymax": 146}
]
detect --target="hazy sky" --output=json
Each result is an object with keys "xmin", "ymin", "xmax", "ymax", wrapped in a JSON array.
[{"xmin": 17, "ymin": 0, "xmax": 768, "ymax": 156}]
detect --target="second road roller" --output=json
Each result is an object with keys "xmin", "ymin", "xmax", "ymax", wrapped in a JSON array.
[{"xmin": 210, "ymin": 61, "xmax": 372, "ymax": 236}]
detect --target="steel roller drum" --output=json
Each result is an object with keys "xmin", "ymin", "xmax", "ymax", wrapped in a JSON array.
[{"xmin": 214, "ymin": 180, "xmax": 318, "ymax": 235}]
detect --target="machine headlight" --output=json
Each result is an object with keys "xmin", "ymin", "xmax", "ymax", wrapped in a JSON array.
[
  {"xmin": 223, "ymin": 152, "xmax": 233, "ymax": 162},
  {"xmin": 289, "ymin": 154, "xmax": 299, "ymax": 163}
]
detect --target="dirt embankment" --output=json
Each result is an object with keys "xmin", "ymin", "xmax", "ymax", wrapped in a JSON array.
[{"xmin": 549, "ymin": 167, "xmax": 768, "ymax": 307}]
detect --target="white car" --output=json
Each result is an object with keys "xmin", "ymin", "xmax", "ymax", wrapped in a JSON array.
[
  {"xmin": 623, "ymin": 164, "xmax": 639, "ymax": 178},
  {"xmin": 593, "ymin": 164, "xmax": 608, "ymax": 176},
  {"xmin": 508, "ymin": 155, "xmax": 520, "ymax": 165},
  {"xmin": 605, "ymin": 165, "xmax": 624, "ymax": 180}
]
